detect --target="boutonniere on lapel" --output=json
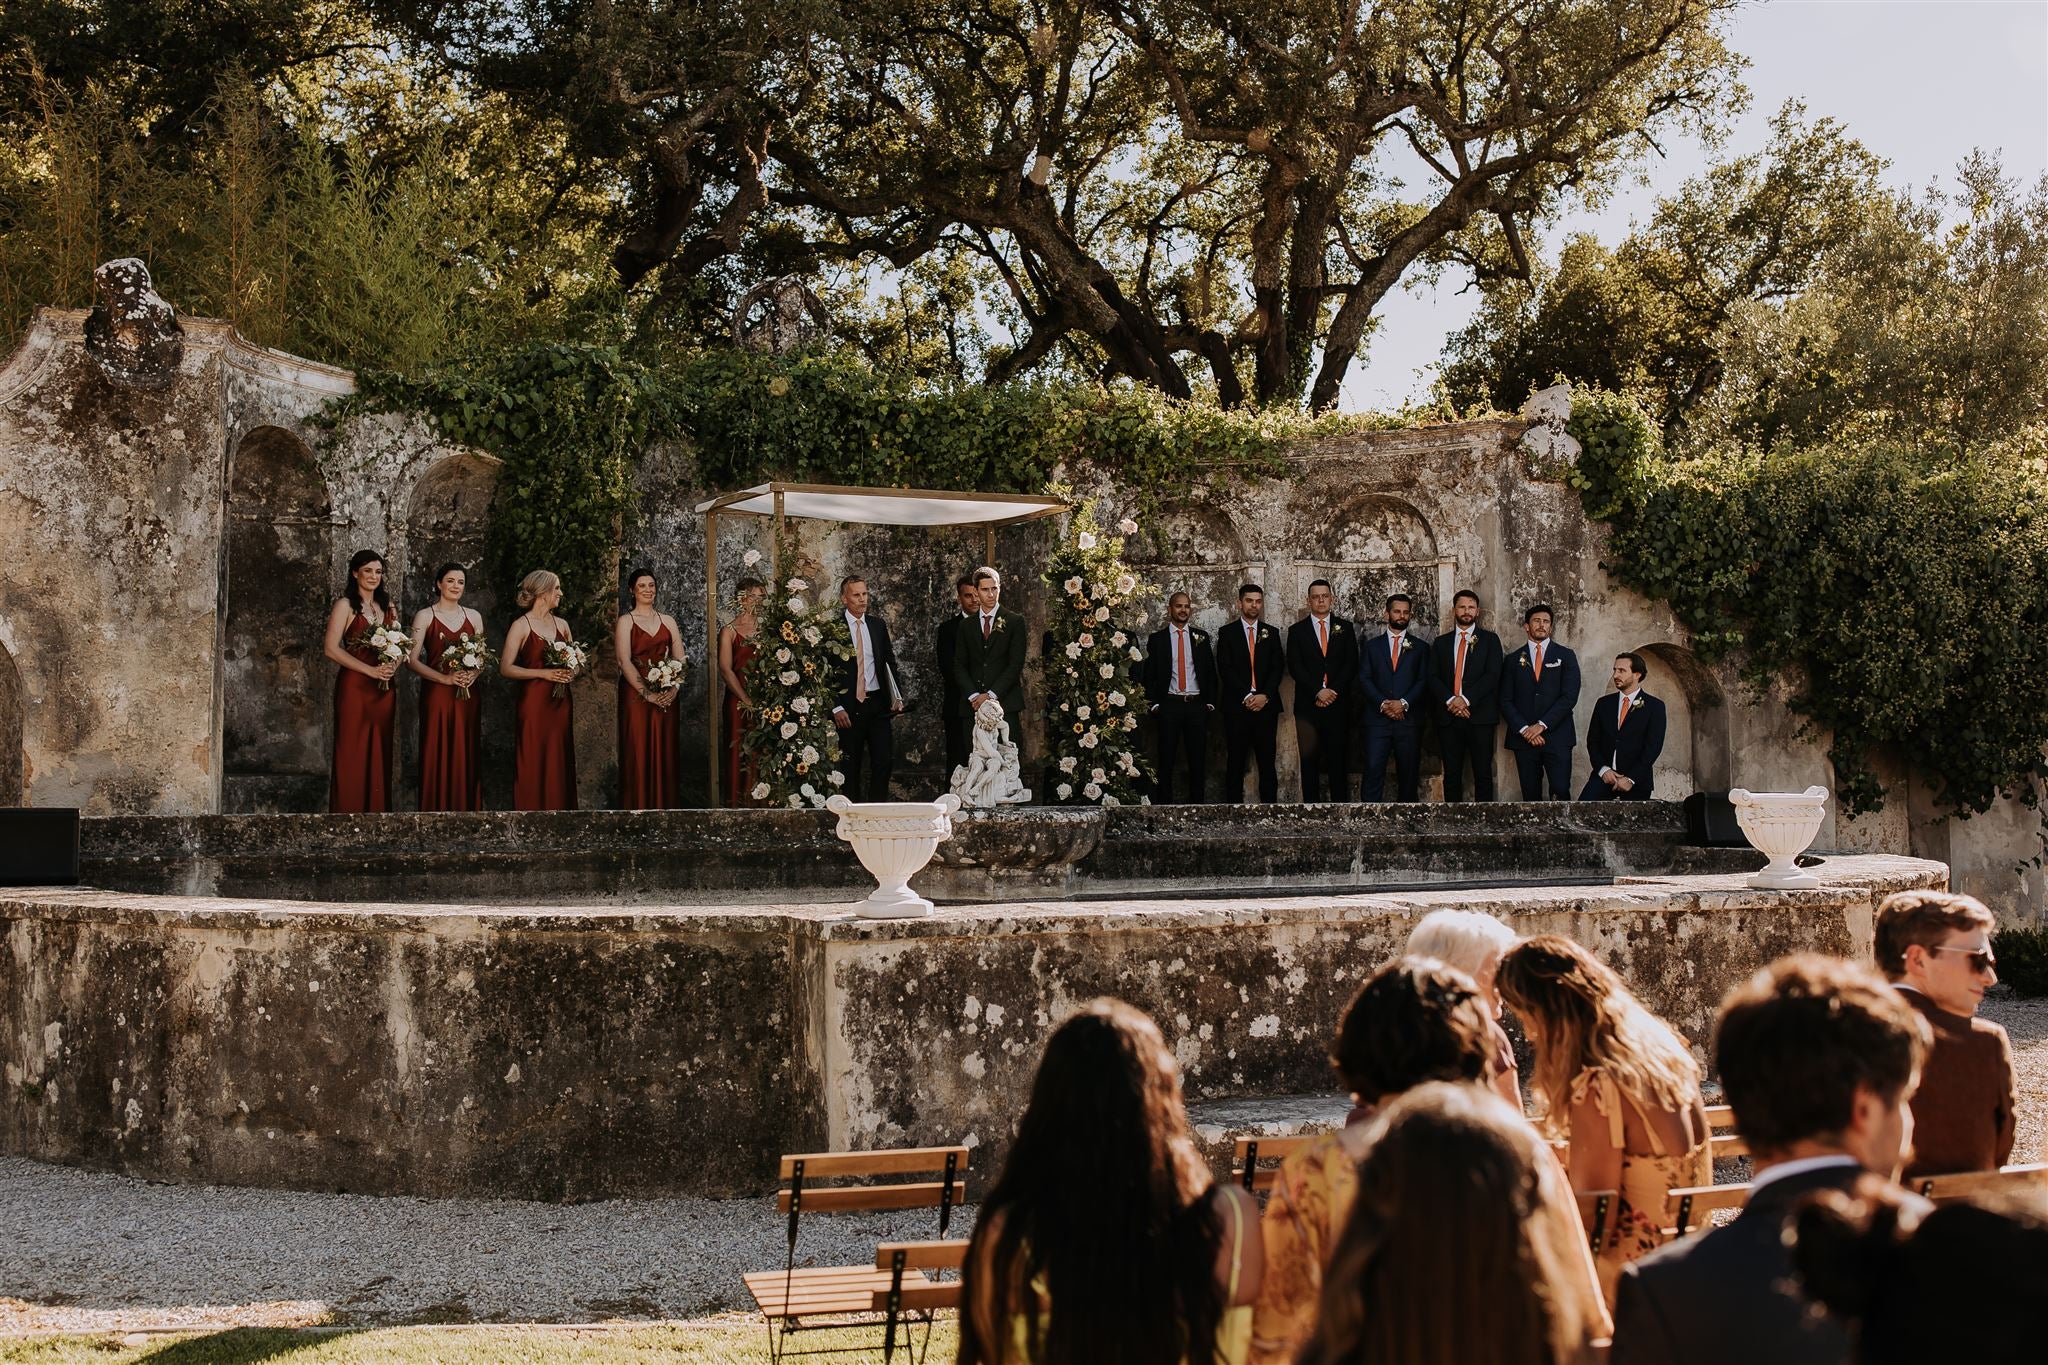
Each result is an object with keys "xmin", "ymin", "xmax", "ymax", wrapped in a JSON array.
[
  {"xmin": 993, "ymin": 616, "xmax": 1007, "ymax": 633},
  {"xmin": 1193, "ymin": 629, "xmax": 1207, "ymax": 642},
  {"xmin": 1332, "ymin": 622, "xmax": 1345, "ymax": 634},
  {"xmin": 1518, "ymin": 653, "xmax": 1530, "ymax": 668}
]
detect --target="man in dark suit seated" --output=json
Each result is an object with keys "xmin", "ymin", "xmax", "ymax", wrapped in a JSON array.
[
  {"xmin": 1285, "ymin": 578, "xmax": 1360, "ymax": 802},
  {"xmin": 934, "ymin": 574, "xmax": 978, "ymax": 782},
  {"xmin": 1357, "ymin": 592, "xmax": 1428, "ymax": 801},
  {"xmin": 1579, "ymin": 651, "xmax": 1666, "ymax": 800},
  {"xmin": 831, "ymin": 574, "xmax": 906, "ymax": 802},
  {"xmin": 1215, "ymin": 583, "xmax": 1285, "ymax": 803},
  {"xmin": 1143, "ymin": 590, "xmax": 1218, "ymax": 803},
  {"xmin": 1428, "ymin": 588, "xmax": 1504, "ymax": 801},
  {"xmin": 1610, "ymin": 955, "xmax": 1933, "ymax": 1365},
  {"xmin": 1500, "ymin": 603, "xmax": 1580, "ymax": 800}
]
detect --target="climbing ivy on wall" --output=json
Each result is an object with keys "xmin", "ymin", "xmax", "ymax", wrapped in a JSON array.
[{"xmin": 1568, "ymin": 388, "xmax": 2048, "ymax": 817}]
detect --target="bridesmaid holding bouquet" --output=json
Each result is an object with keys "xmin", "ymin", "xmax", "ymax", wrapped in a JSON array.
[
  {"xmin": 501, "ymin": 569, "xmax": 581, "ymax": 811},
  {"xmin": 615, "ymin": 567, "xmax": 684, "ymax": 809},
  {"xmin": 324, "ymin": 548, "xmax": 400, "ymax": 813},
  {"xmin": 718, "ymin": 576, "xmax": 766, "ymax": 806},
  {"xmin": 408, "ymin": 562, "xmax": 487, "ymax": 812}
]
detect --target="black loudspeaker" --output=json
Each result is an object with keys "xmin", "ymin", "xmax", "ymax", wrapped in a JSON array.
[
  {"xmin": 0, "ymin": 808, "xmax": 81, "ymax": 885},
  {"xmin": 1684, "ymin": 790, "xmax": 1748, "ymax": 848}
]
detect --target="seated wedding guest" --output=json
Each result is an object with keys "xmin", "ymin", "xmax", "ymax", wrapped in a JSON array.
[
  {"xmin": 615, "ymin": 567, "xmax": 684, "ymax": 809},
  {"xmin": 1609, "ymin": 955, "xmax": 1932, "ymax": 1365},
  {"xmin": 1501, "ymin": 604, "xmax": 1579, "ymax": 800},
  {"xmin": 1498, "ymin": 935, "xmax": 1711, "ymax": 1303},
  {"xmin": 1145, "ymin": 591, "xmax": 1219, "ymax": 803},
  {"xmin": 1406, "ymin": 909, "xmax": 1523, "ymax": 1106},
  {"xmin": 501, "ymin": 569, "xmax": 579, "ymax": 811},
  {"xmin": 959, "ymin": 998, "xmax": 1262, "ymax": 1365},
  {"xmin": 1578, "ymin": 652, "xmax": 1665, "ymax": 801},
  {"xmin": 325, "ymin": 548, "xmax": 400, "ymax": 813},
  {"xmin": 1873, "ymin": 889, "xmax": 2016, "ymax": 1177},
  {"xmin": 1296, "ymin": 1083, "xmax": 1604, "ymax": 1365},
  {"xmin": 1252, "ymin": 957, "xmax": 1606, "ymax": 1365},
  {"xmin": 1792, "ymin": 1176, "xmax": 2048, "ymax": 1365},
  {"xmin": 1286, "ymin": 579, "xmax": 1359, "ymax": 802},
  {"xmin": 407, "ymin": 561, "xmax": 485, "ymax": 812}
]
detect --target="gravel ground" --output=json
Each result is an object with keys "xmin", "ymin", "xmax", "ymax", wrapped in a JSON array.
[{"xmin": 4, "ymin": 995, "xmax": 2042, "ymax": 1335}]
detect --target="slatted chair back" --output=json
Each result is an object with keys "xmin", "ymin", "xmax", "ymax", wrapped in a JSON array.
[
  {"xmin": 1575, "ymin": 1189, "xmax": 1617, "ymax": 1254},
  {"xmin": 1704, "ymin": 1104, "xmax": 1748, "ymax": 1159},
  {"xmin": 1662, "ymin": 1181, "xmax": 1750, "ymax": 1238},
  {"xmin": 872, "ymin": 1240, "xmax": 970, "ymax": 1364},
  {"xmin": 1913, "ymin": 1162, "xmax": 2048, "ymax": 1206},
  {"xmin": 1231, "ymin": 1134, "xmax": 1317, "ymax": 1192}
]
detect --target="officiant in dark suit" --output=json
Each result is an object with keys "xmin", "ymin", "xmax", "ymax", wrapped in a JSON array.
[
  {"xmin": 934, "ymin": 574, "xmax": 978, "ymax": 779},
  {"xmin": 948, "ymin": 565, "xmax": 1026, "ymax": 729},
  {"xmin": 1501, "ymin": 603, "xmax": 1580, "ymax": 800},
  {"xmin": 1358, "ymin": 593, "xmax": 1428, "ymax": 801},
  {"xmin": 832, "ymin": 574, "xmax": 905, "ymax": 801},
  {"xmin": 1143, "ymin": 590, "xmax": 1218, "ymax": 803},
  {"xmin": 1215, "ymin": 583, "xmax": 1285, "ymax": 803},
  {"xmin": 1428, "ymin": 589, "xmax": 1504, "ymax": 801},
  {"xmin": 1579, "ymin": 652, "xmax": 1666, "ymax": 800},
  {"xmin": 1285, "ymin": 578, "xmax": 1360, "ymax": 802}
]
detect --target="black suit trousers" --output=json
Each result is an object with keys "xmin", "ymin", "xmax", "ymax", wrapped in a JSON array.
[
  {"xmin": 1438, "ymin": 717, "xmax": 1497, "ymax": 801},
  {"xmin": 1512, "ymin": 743, "xmax": 1572, "ymax": 800},
  {"xmin": 1362, "ymin": 719, "xmax": 1420, "ymax": 801},
  {"xmin": 1223, "ymin": 703, "xmax": 1280, "ymax": 803},
  {"xmin": 839, "ymin": 695, "xmax": 894, "ymax": 802},
  {"xmin": 1294, "ymin": 704, "xmax": 1353, "ymax": 802},
  {"xmin": 942, "ymin": 703, "xmax": 967, "ymax": 780},
  {"xmin": 1153, "ymin": 696, "xmax": 1209, "ymax": 803}
]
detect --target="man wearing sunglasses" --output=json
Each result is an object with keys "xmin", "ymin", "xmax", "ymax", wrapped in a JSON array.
[{"xmin": 1874, "ymin": 890, "xmax": 2017, "ymax": 1179}]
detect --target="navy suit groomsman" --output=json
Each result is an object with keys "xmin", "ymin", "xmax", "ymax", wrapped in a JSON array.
[
  {"xmin": 1501, "ymin": 603, "xmax": 1580, "ymax": 800},
  {"xmin": 1215, "ymin": 583, "xmax": 1285, "ymax": 803},
  {"xmin": 1358, "ymin": 593, "xmax": 1428, "ymax": 801},
  {"xmin": 1285, "ymin": 579, "xmax": 1361, "ymax": 802},
  {"xmin": 1143, "ymin": 591, "xmax": 1219, "ymax": 803},
  {"xmin": 1580, "ymin": 652, "xmax": 1667, "ymax": 801},
  {"xmin": 831, "ymin": 575, "xmax": 906, "ymax": 801},
  {"xmin": 934, "ymin": 574, "xmax": 978, "ymax": 780},
  {"xmin": 1428, "ymin": 589, "xmax": 1505, "ymax": 801}
]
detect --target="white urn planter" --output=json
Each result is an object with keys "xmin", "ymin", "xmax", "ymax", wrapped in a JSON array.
[
  {"xmin": 825, "ymin": 793, "xmax": 962, "ymax": 918},
  {"xmin": 1728, "ymin": 786, "xmax": 1829, "ymax": 889}
]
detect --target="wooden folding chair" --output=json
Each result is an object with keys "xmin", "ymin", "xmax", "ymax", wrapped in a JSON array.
[
  {"xmin": 1914, "ymin": 1162, "xmax": 2048, "ymax": 1206},
  {"xmin": 742, "ymin": 1145, "xmax": 968, "ymax": 1361},
  {"xmin": 1704, "ymin": 1104, "xmax": 1748, "ymax": 1159},
  {"xmin": 1662, "ymin": 1180, "xmax": 1750, "ymax": 1239},
  {"xmin": 1575, "ymin": 1188, "xmax": 1616, "ymax": 1254},
  {"xmin": 871, "ymin": 1240, "xmax": 969, "ymax": 1365},
  {"xmin": 1231, "ymin": 1134, "xmax": 1317, "ymax": 1193}
]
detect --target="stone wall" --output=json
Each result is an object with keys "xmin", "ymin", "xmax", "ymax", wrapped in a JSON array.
[{"xmin": 1, "ymin": 293, "xmax": 2040, "ymax": 916}]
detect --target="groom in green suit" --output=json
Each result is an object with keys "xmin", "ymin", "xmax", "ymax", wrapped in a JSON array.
[{"xmin": 949, "ymin": 566, "xmax": 1026, "ymax": 724}]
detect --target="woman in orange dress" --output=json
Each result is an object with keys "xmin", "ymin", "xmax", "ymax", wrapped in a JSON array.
[
  {"xmin": 501, "ymin": 569, "xmax": 579, "ymax": 811},
  {"xmin": 717, "ymin": 576, "xmax": 765, "ymax": 805},
  {"xmin": 407, "ymin": 562, "xmax": 485, "ymax": 812},
  {"xmin": 615, "ymin": 567, "xmax": 684, "ymax": 809},
  {"xmin": 324, "ymin": 548, "xmax": 400, "ymax": 812}
]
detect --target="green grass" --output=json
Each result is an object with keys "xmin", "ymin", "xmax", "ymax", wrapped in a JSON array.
[{"xmin": 0, "ymin": 1321, "xmax": 960, "ymax": 1365}]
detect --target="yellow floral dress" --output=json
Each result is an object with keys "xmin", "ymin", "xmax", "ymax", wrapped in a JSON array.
[
  {"xmin": 1248, "ymin": 1130, "xmax": 1360, "ymax": 1365},
  {"xmin": 1572, "ymin": 1067, "xmax": 1711, "ymax": 1304}
]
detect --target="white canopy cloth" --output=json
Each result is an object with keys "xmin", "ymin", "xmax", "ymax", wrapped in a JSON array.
[{"xmin": 699, "ymin": 481, "xmax": 1069, "ymax": 794}]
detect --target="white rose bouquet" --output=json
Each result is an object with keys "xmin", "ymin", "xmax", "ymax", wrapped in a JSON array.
[
  {"xmin": 543, "ymin": 637, "xmax": 592, "ymax": 698},
  {"xmin": 352, "ymin": 622, "xmax": 414, "ymax": 692},
  {"xmin": 642, "ymin": 655, "xmax": 686, "ymax": 701},
  {"xmin": 438, "ymin": 632, "xmax": 497, "ymax": 699}
]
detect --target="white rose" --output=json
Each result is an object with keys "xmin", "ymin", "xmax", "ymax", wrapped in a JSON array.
[
  {"xmin": 802, "ymin": 626, "xmax": 822, "ymax": 645},
  {"xmin": 1094, "ymin": 606, "xmax": 1110, "ymax": 622},
  {"xmin": 1099, "ymin": 664, "xmax": 1114, "ymax": 679},
  {"xmin": 776, "ymin": 647, "xmax": 793, "ymax": 663},
  {"xmin": 1115, "ymin": 574, "xmax": 1136, "ymax": 595},
  {"xmin": 780, "ymin": 670, "xmax": 800, "ymax": 685},
  {"xmin": 1091, "ymin": 767, "xmax": 1107, "ymax": 782},
  {"xmin": 780, "ymin": 721, "xmax": 799, "ymax": 739},
  {"xmin": 828, "ymin": 770, "xmax": 845, "ymax": 786},
  {"xmin": 1110, "ymin": 632, "xmax": 1126, "ymax": 647},
  {"xmin": 1059, "ymin": 756, "xmax": 1078, "ymax": 773},
  {"xmin": 800, "ymin": 782, "xmax": 816, "ymax": 798},
  {"xmin": 787, "ymin": 577, "xmax": 810, "ymax": 591},
  {"xmin": 1064, "ymin": 641, "xmax": 1082, "ymax": 659},
  {"xmin": 743, "ymin": 549, "xmax": 763, "ymax": 566},
  {"xmin": 788, "ymin": 795, "xmax": 803, "ymax": 809},
  {"xmin": 791, "ymin": 696, "xmax": 810, "ymax": 714},
  {"xmin": 801, "ymin": 745, "xmax": 820, "ymax": 765},
  {"xmin": 811, "ymin": 794, "xmax": 828, "ymax": 809},
  {"xmin": 1128, "ymin": 647, "xmax": 1142, "ymax": 661},
  {"xmin": 751, "ymin": 782, "xmax": 770, "ymax": 800},
  {"xmin": 1060, "ymin": 700, "xmax": 1070, "ymax": 711},
  {"xmin": 1078, "ymin": 632, "xmax": 1094, "ymax": 648},
  {"xmin": 1056, "ymin": 782, "xmax": 1074, "ymax": 800},
  {"xmin": 1122, "ymin": 713, "xmax": 1138, "ymax": 730},
  {"xmin": 787, "ymin": 596, "xmax": 807, "ymax": 614},
  {"xmin": 1080, "ymin": 733, "xmax": 1099, "ymax": 749},
  {"xmin": 1118, "ymin": 517, "xmax": 1138, "ymax": 535},
  {"xmin": 1083, "ymin": 782, "xmax": 1102, "ymax": 799},
  {"xmin": 1063, "ymin": 575, "xmax": 1083, "ymax": 594},
  {"xmin": 1076, "ymin": 705, "xmax": 1091, "ymax": 721},
  {"xmin": 1077, "ymin": 532, "xmax": 1097, "ymax": 550},
  {"xmin": 1102, "ymin": 794, "xmax": 1120, "ymax": 807},
  {"xmin": 1109, "ymin": 690, "xmax": 1126, "ymax": 706}
]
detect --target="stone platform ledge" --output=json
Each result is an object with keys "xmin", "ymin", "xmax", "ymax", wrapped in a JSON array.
[{"xmin": 0, "ymin": 855, "xmax": 1945, "ymax": 1203}]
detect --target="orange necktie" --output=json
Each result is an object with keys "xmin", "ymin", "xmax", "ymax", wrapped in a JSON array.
[
  {"xmin": 1533, "ymin": 643, "xmax": 1545, "ymax": 680},
  {"xmin": 854, "ymin": 618, "xmax": 868, "ymax": 702},
  {"xmin": 1247, "ymin": 624, "xmax": 1258, "ymax": 690},
  {"xmin": 1389, "ymin": 633, "xmax": 1401, "ymax": 668},
  {"xmin": 1316, "ymin": 617, "xmax": 1328, "ymax": 688},
  {"xmin": 1454, "ymin": 630, "xmax": 1468, "ymax": 696},
  {"xmin": 1175, "ymin": 628, "xmax": 1189, "ymax": 693},
  {"xmin": 1618, "ymin": 693, "xmax": 1632, "ymax": 727}
]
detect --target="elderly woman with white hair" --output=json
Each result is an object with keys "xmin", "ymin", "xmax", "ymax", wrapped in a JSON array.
[{"xmin": 1406, "ymin": 908, "xmax": 1523, "ymax": 1108}]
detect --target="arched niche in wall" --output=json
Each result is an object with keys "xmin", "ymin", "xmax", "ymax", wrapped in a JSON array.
[
  {"xmin": 0, "ymin": 641, "xmax": 21, "ymax": 805},
  {"xmin": 404, "ymin": 452, "xmax": 504, "ymax": 805},
  {"xmin": 221, "ymin": 426, "xmax": 335, "ymax": 812},
  {"xmin": 1125, "ymin": 503, "xmax": 1257, "ymax": 635},
  {"xmin": 1634, "ymin": 642, "xmax": 1731, "ymax": 800},
  {"xmin": 1301, "ymin": 494, "xmax": 1448, "ymax": 634}
]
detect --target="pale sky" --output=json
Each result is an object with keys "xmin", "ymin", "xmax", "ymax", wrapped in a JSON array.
[{"xmin": 1340, "ymin": 0, "xmax": 2048, "ymax": 411}]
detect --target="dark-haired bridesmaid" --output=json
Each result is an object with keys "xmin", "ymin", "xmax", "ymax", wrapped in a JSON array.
[
  {"xmin": 719, "ymin": 576, "xmax": 766, "ymax": 806},
  {"xmin": 325, "ymin": 549, "xmax": 399, "ymax": 813},
  {"xmin": 502, "ymin": 569, "xmax": 579, "ymax": 810},
  {"xmin": 616, "ymin": 567, "xmax": 684, "ymax": 809},
  {"xmin": 408, "ymin": 562, "xmax": 486, "ymax": 812}
]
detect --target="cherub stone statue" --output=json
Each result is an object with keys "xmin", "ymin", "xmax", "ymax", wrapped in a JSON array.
[
  {"xmin": 951, "ymin": 698, "xmax": 1032, "ymax": 808},
  {"xmin": 1519, "ymin": 382, "xmax": 1581, "ymax": 466}
]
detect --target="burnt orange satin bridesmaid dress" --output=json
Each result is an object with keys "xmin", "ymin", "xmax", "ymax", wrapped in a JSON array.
[
  {"xmin": 513, "ymin": 624, "xmax": 577, "ymax": 811},
  {"xmin": 418, "ymin": 613, "xmax": 483, "ymax": 812},
  {"xmin": 618, "ymin": 621, "xmax": 681, "ymax": 809},
  {"xmin": 330, "ymin": 607, "xmax": 396, "ymax": 813}
]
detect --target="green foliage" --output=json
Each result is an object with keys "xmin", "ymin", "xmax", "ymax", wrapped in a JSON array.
[
  {"xmin": 1569, "ymin": 388, "xmax": 2048, "ymax": 816},
  {"xmin": 1991, "ymin": 924, "xmax": 2048, "ymax": 997},
  {"xmin": 1040, "ymin": 498, "xmax": 1152, "ymax": 806},
  {"xmin": 740, "ymin": 529, "xmax": 851, "ymax": 809}
]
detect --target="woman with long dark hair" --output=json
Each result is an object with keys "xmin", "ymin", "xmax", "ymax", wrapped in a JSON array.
[
  {"xmin": 407, "ymin": 562, "xmax": 485, "ymax": 812},
  {"xmin": 1498, "ymin": 935, "xmax": 1711, "ymax": 1303},
  {"xmin": 718, "ymin": 576, "xmax": 766, "ymax": 805},
  {"xmin": 1298, "ymin": 1083, "xmax": 1599, "ymax": 1365},
  {"xmin": 959, "ymin": 998, "xmax": 1261, "ymax": 1365},
  {"xmin": 324, "ymin": 548, "xmax": 399, "ymax": 812},
  {"xmin": 615, "ymin": 567, "xmax": 683, "ymax": 809}
]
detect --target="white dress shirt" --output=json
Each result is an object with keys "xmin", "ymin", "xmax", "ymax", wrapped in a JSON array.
[
  {"xmin": 1167, "ymin": 623, "xmax": 1200, "ymax": 697},
  {"xmin": 844, "ymin": 610, "xmax": 880, "ymax": 701},
  {"xmin": 1599, "ymin": 688, "xmax": 1643, "ymax": 776}
]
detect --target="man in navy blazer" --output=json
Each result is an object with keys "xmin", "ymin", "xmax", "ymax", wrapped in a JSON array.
[
  {"xmin": 1580, "ymin": 652, "xmax": 1666, "ymax": 800},
  {"xmin": 1358, "ymin": 593, "xmax": 1428, "ymax": 801},
  {"xmin": 1500, "ymin": 603, "xmax": 1579, "ymax": 800}
]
